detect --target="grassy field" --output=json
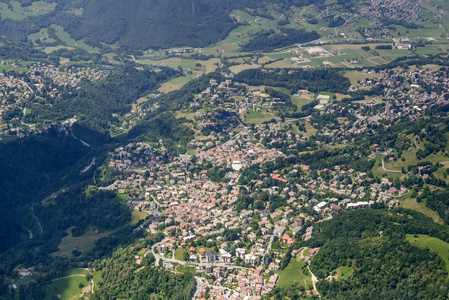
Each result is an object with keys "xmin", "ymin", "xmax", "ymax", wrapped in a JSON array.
[
  {"xmin": 129, "ymin": 210, "xmax": 148, "ymax": 226},
  {"xmin": 344, "ymin": 71, "xmax": 384, "ymax": 88},
  {"xmin": 115, "ymin": 193, "xmax": 129, "ymax": 202},
  {"xmin": 51, "ymin": 228, "xmax": 116, "ymax": 258},
  {"xmin": 229, "ymin": 63, "xmax": 260, "ymax": 73},
  {"xmin": 45, "ymin": 269, "xmax": 91, "ymax": 300},
  {"xmin": 158, "ymin": 75, "xmax": 196, "ymax": 93},
  {"xmin": 174, "ymin": 247, "xmax": 188, "ymax": 261},
  {"xmin": 401, "ymin": 198, "xmax": 443, "ymax": 224},
  {"xmin": 277, "ymin": 257, "xmax": 313, "ymax": 290},
  {"xmin": 303, "ymin": 123, "xmax": 318, "ymax": 138},
  {"xmin": 177, "ymin": 265, "xmax": 196, "ymax": 274},
  {"xmin": 50, "ymin": 25, "xmax": 96, "ymax": 53},
  {"xmin": 335, "ymin": 266, "xmax": 354, "ymax": 279},
  {"xmin": 41, "ymin": 45, "xmax": 75, "ymax": 54},
  {"xmin": 245, "ymin": 109, "xmax": 278, "ymax": 124},
  {"xmin": 0, "ymin": 1, "xmax": 55, "ymax": 20},
  {"xmin": 28, "ymin": 28, "xmax": 56, "ymax": 45},
  {"xmin": 406, "ymin": 234, "xmax": 449, "ymax": 271},
  {"xmin": 265, "ymin": 59, "xmax": 294, "ymax": 68},
  {"xmin": 175, "ymin": 111, "xmax": 197, "ymax": 121}
]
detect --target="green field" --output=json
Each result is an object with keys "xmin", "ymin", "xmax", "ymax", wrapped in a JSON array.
[
  {"xmin": 344, "ymin": 71, "xmax": 384, "ymax": 88},
  {"xmin": 51, "ymin": 228, "xmax": 115, "ymax": 258},
  {"xmin": 45, "ymin": 269, "xmax": 92, "ymax": 300},
  {"xmin": 28, "ymin": 28, "xmax": 56, "ymax": 45},
  {"xmin": 334, "ymin": 265, "xmax": 354, "ymax": 280},
  {"xmin": 0, "ymin": 1, "xmax": 55, "ymax": 20},
  {"xmin": 277, "ymin": 257, "xmax": 313, "ymax": 290},
  {"xmin": 129, "ymin": 210, "xmax": 148, "ymax": 226},
  {"xmin": 406, "ymin": 234, "xmax": 449, "ymax": 271},
  {"xmin": 158, "ymin": 75, "xmax": 196, "ymax": 93},
  {"xmin": 174, "ymin": 247, "xmax": 188, "ymax": 261},
  {"xmin": 50, "ymin": 25, "xmax": 96, "ymax": 53},
  {"xmin": 402, "ymin": 198, "xmax": 443, "ymax": 224},
  {"xmin": 245, "ymin": 108, "xmax": 277, "ymax": 124}
]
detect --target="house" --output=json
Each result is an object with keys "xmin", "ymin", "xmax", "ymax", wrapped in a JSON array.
[
  {"xmin": 330, "ymin": 203, "xmax": 341, "ymax": 213},
  {"xmin": 269, "ymin": 262, "xmax": 280, "ymax": 270},
  {"xmin": 244, "ymin": 254, "xmax": 258, "ymax": 265},
  {"xmin": 269, "ymin": 274, "xmax": 279, "ymax": 285},
  {"xmin": 205, "ymin": 251, "xmax": 217, "ymax": 263}
]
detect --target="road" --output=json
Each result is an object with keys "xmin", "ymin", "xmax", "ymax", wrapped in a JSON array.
[
  {"xmin": 414, "ymin": 136, "xmax": 422, "ymax": 150},
  {"xmin": 152, "ymin": 239, "xmax": 249, "ymax": 271},
  {"xmin": 381, "ymin": 159, "xmax": 402, "ymax": 173}
]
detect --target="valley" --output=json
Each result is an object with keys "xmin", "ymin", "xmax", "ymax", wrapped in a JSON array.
[{"xmin": 3, "ymin": 0, "xmax": 449, "ymax": 299}]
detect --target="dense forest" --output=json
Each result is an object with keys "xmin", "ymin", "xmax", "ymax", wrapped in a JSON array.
[
  {"xmin": 420, "ymin": 189, "xmax": 449, "ymax": 224},
  {"xmin": 0, "ymin": 0, "xmax": 326, "ymax": 50},
  {"xmin": 91, "ymin": 234, "xmax": 196, "ymax": 299},
  {"xmin": 0, "ymin": 128, "xmax": 93, "ymax": 251},
  {"xmin": 308, "ymin": 209, "xmax": 449, "ymax": 299},
  {"xmin": 241, "ymin": 28, "xmax": 320, "ymax": 52},
  {"xmin": 25, "ymin": 65, "xmax": 179, "ymax": 132},
  {"xmin": 234, "ymin": 68, "xmax": 351, "ymax": 93}
]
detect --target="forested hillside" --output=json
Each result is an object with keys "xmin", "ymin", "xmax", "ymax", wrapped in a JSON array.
[
  {"xmin": 0, "ymin": 0, "xmax": 326, "ymax": 50},
  {"xmin": 309, "ymin": 209, "xmax": 449, "ymax": 299}
]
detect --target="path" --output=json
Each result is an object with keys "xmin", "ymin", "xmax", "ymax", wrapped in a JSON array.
[
  {"xmin": 50, "ymin": 274, "xmax": 86, "ymax": 281},
  {"xmin": 31, "ymin": 207, "xmax": 43, "ymax": 234},
  {"xmin": 19, "ymin": 79, "xmax": 33, "ymax": 93},
  {"xmin": 381, "ymin": 159, "xmax": 402, "ymax": 173},
  {"xmin": 308, "ymin": 265, "xmax": 320, "ymax": 298},
  {"xmin": 414, "ymin": 136, "xmax": 422, "ymax": 150},
  {"xmin": 299, "ymin": 247, "xmax": 308, "ymax": 259},
  {"xmin": 81, "ymin": 157, "xmax": 96, "ymax": 173},
  {"xmin": 50, "ymin": 273, "xmax": 95, "ymax": 294},
  {"xmin": 24, "ymin": 226, "xmax": 33, "ymax": 239}
]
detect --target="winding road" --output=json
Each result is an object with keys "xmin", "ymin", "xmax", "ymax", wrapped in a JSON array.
[{"xmin": 381, "ymin": 159, "xmax": 402, "ymax": 173}]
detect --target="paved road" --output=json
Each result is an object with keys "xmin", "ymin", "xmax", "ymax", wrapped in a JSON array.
[
  {"xmin": 381, "ymin": 159, "xmax": 402, "ymax": 173},
  {"xmin": 414, "ymin": 136, "xmax": 422, "ymax": 150}
]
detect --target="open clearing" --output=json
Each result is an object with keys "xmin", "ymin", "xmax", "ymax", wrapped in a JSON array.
[
  {"xmin": 344, "ymin": 71, "xmax": 384, "ymax": 87},
  {"xmin": 51, "ymin": 210, "xmax": 146, "ymax": 258},
  {"xmin": 402, "ymin": 198, "xmax": 443, "ymax": 224},
  {"xmin": 51, "ymin": 228, "xmax": 116, "ymax": 258},
  {"xmin": 174, "ymin": 247, "xmax": 188, "ymax": 261},
  {"xmin": 0, "ymin": 1, "xmax": 55, "ymax": 20},
  {"xmin": 45, "ymin": 269, "xmax": 91, "ymax": 300},
  {"xmin": 277, "ymin": 256, "xmax": 313, "ymax": 290},
  {"xmin": 406, "ymin": 234, "xmax": 449, "ymax": 271},
  {"xmin": 158, "ymin": 75, "xmax": 195, "ymax": 93}
]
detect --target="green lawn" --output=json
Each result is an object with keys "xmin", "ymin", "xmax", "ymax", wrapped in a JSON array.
[
  {"xmin": 277, "ymin": 258, "xmax": 313, "ymax": 290},
  {"xmin": 174, "ymin": 247, "xmax": 188, "ymax": 261},
  {"xmin": 406, "ymin": 234, "xmax": 449, "ymax": 272}
]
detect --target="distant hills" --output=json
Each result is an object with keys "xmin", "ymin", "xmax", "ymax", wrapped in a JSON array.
[{"xmin": 0, "ymin": 0, "xmax": 324, "ymax": 50}]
